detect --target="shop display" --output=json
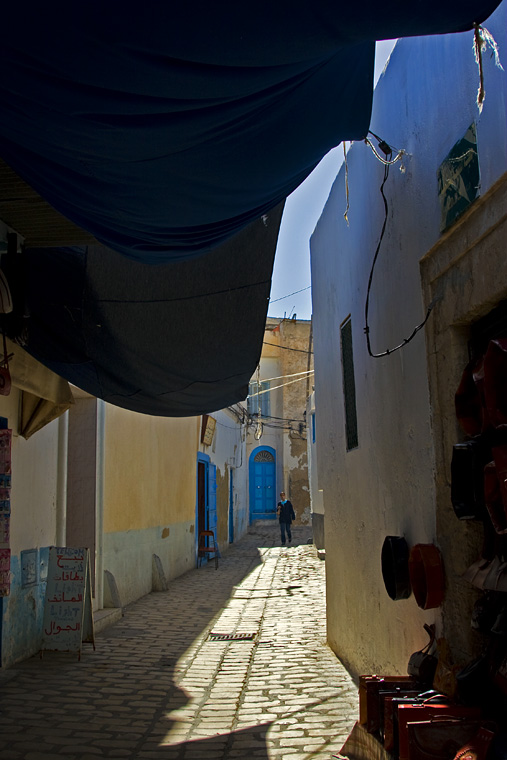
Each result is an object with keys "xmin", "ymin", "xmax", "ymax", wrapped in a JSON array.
[
  {"xmin": 408, "ymin": 544, "xmax": 445, "ymax": 611},
  {"xmin": 407, "ymin": 625, "xmax": 438, "ymax": 685},
  {"xmin": 381, "ymin": 536, "xmax": 411, "ymax": 601}
]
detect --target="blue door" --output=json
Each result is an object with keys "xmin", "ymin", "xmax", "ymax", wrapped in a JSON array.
[
  {"xmin": 208, "ymin": 463, "xmax": 217, "ymax": 536},
  {"xmin": 249, "ymin": 447, "xmax": 276, "ymax": 522},
  {"xmin": 196, "ymin": 453, "xmax": 217, "ymax": 565}
]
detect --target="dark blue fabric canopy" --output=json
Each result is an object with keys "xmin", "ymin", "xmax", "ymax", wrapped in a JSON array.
[
  {"xmin": 0, "ymin": 0, "xmax": 501, "ymax": 417},
  {"xmin": 22, "ymin": 205, "xmax": 285, "ymax": 416},
  {"xmin": 0, "ymin": 1, "xmax": 500, "ymax": 262}
]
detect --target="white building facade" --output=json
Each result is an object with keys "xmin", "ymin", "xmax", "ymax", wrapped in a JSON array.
[{"xmin": 310, "ymin": 2, "xmax": 507, "ymax": 676}]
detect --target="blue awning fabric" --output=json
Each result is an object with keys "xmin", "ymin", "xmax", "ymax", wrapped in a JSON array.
[
  {"xmin": 0, "ymin": 1, "xmax": 501, "ymax": 417},
  {"xmin": 22, "ymin": 204, "xmax": 284, "ymax": 417},
  {"xmin": 0, "ymin": 1, "xmax": 500, "ymax": 262}
]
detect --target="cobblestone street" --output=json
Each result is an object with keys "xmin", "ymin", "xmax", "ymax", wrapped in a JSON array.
[{"xmin": 0, "ymin": 524, "xmax": 359, "ymax": 760}]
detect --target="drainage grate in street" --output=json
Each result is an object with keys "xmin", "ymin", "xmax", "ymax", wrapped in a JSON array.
[{"xmin": 208, "ymin": 632, "xmax": 257, "ymax": 642}]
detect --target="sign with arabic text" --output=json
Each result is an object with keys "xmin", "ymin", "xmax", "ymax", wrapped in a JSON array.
[{"xmin": 41, "ymin": 547, "xmax": 95, "ymax": 658}]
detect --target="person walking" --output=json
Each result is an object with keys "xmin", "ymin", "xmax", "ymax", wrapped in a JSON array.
[{"xmin": 277, "ymin": 491, "xmax": 296, "ymax": 545}]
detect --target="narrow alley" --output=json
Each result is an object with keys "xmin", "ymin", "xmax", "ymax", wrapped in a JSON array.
[{"xmin": 0, "ymin": 524, "xmax": 358, "ymax": 760}]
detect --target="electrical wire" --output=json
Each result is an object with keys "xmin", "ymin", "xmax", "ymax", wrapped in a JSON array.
[
  {"xmin": 246, "ymin": 372, "xmax": 314, "ymax": 398},
  {"xmin": 364, "ymin": 138, "xmax": 437, "ymax": 359},
  {"xmin": 257, "ymin": 369, "xmax": 314, "ymax": 383},
  {"xmin": 262, "ymin": 341, "xmax": 313, "ymax": 354},
  {"xmin": 269, "ymin": 286, "xmax": 311, "ymax": 304},
  {"xmin": 249, "ymin": 414, "xmax": 305, "ymax": 423},
  {"xmin": 366, "ymin": 131, "xmax": 406, "ymax": 166}
]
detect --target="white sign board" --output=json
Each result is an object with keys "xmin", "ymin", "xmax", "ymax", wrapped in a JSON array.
[{"xmin": 41, "ymin": 546, "xmax": 95, "ymax": 659}]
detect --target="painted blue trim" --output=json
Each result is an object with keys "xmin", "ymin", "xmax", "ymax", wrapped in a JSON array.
[
  {"xmin": 196, "ymin": 452, "xmax": 210, "ymax": 566},
  {"xmin": 249, "ymin": 445, "xmax": 277, "ymax": 524}
]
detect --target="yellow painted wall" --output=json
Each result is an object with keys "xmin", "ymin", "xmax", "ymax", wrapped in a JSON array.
[{"xmin": 103, "ymin": 406, "xmax": 200, "ymax": 533}]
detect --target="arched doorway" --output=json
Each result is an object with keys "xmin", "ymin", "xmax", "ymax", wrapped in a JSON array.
[{"xmin": 249, "ymin": 446, "xmax": 276, "ymax": 522}]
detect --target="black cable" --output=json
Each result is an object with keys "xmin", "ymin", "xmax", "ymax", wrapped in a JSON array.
[
  {"xmin": 263, "ymin": 341, "xmax": 313, "ymax": 354},
  {"xmin": 248, "ymin": 413, "xmax": 305, "ymax": 423},
  {"xmin": 364, "ymin": 140, "xmax": 437, "ymax": 358}
]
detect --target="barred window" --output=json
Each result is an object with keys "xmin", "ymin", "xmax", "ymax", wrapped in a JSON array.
[{"xmin": 340, "ymin": 318, "xmax": 358, "ymax": 451}]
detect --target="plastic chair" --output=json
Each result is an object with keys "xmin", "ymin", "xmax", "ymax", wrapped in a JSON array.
[{"xmin": 198, "ymin": 530, "xmax": 219, "ymax": 569}]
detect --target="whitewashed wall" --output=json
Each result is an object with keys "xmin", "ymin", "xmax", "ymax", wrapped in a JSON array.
[
  {"xmin": 206, "ymin": 409, "xmax": 248, "ymax": 545},
  {"xmin": 310, "ymin": 1, "xmax": 506, "ymax": 676},
  {"xmin": 1, "ymin": 390, "xmax": 60, "ymax": 666}
]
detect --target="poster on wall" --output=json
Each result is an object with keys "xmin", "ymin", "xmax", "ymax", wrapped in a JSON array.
[
  {"xmin": 0, "ymin": 547, "xmax": 10, "ymax": 596},
  {"xmin": 41, "ymin": 547, "xmax": 95, "ymax": 659},
  {"xmin": 0, "ymin": 428, "xmax": 11, "ymax": 596}
]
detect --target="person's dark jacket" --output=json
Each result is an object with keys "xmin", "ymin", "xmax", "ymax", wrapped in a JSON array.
[{"xmin": 278, "ymin": 500, "xmax": 295, "ymax": 524}]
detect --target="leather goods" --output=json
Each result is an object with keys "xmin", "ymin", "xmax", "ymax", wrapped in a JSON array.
[
  {"xmin": 383, "ymin": 690, "xmax": 440, "ymax": 753},
  {"xmin": 484, "ymin": 461, "xmax": 507, "ymax": 534},
  {"xmin": 359, "ymin": 675, "xmax": 417, "ymax": 733},
  {"xmin": 491, "ymin": 604, "xmax": 507, "ymax": 633},
  {"xmin": 398, "ymin": 704, "xmax": 482, "ymax": 760},
  {"xmin": 432, "ymin": 638, "xmax": 460, "ymax": 700},
  {"xmin": 484, "ymin": 338, "xmax": 507, "ymax": 429},
  {"xmin": 381, "ymin": 535, "xmax": 411, "ymax": 600},
  {"xmin": 494, "ymin": 655, "xmax": 507, "ymax": 696},
  {"xmin": 453, "ymin": 723, "xmax": 496, "ymax": 760},
  {"xmin": 482, "ymin": 555, "xmax": 507, "ymax": 592},
  {"xmin": 463, "ymin": 518, "xmax": 497, "ymax": 588},
  {"xmin": 471, "ymin": 592, "xmax": 504, "ymax": 634},
  {"xmin": 407, "ymin": 624, "xmax": 438, "ymax": 685},
  {"xmin": 381, "ymin": 690, "xmax": 423, "ymax": 746},
  {"xmin": 0, "ymin": 269, "xmax": 13, "ymax": 314},
  {"xmin": 0, "ymin": 330, "xmax": 11, "ymax": 396},
  {"xmin": 456, "ymin": 655, "xmax": 491, "ymax": 705},
  {"xmin": 455, "ymin": 357, "xmax": 487, "ymax": 437},
  {"xmin": 408, "ymin": 544, "xmax": 445, "ymax": 610},
  {"xmin": 464, "ymin": 557, "xmax": 494, "ymax": 589},
  {"xmin": 492, "ymin": 444, "xmax": 507, "ymax": 526},
  {"xmin": 451, "ymin": 440, "xmax": 488, "ymax": 521},
  {"xmin": 406, "ymin": 717, "xmax": 483, "ymax": 760}
]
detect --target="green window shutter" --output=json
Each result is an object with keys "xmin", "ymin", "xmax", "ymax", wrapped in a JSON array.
[{"xmin": 341, "ymin": 318, "xmax": 358, "ymax": 451}]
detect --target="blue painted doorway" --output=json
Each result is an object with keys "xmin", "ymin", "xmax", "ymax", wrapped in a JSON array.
[
  {"xmin": 196, "ymin": 452, "xmax": 217, "ymax": 565},
  {"xmin": 249, "ymin": 446, "xmax": 276, "ymax": 522}
]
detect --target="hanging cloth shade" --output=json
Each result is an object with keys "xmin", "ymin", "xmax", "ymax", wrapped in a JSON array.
[
  {"xmin": 22, "ymin": 204, "xmax": 284, "ymax": 417},
  {"xmin": 0, "ymin": 0, "xmax": 500, "ymax": 262}
]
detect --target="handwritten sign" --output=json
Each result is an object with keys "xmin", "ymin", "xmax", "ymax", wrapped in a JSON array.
[{"xmin": 41, "ymin": 547, "xmax": 95, "ymax": 658}]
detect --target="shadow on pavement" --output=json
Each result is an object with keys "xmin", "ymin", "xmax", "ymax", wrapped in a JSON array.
[{"xmin": 0, "ymin": 527, "xmax": 297, "ymax": 758}]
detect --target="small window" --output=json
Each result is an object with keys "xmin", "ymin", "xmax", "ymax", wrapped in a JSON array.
[
  {"xmin": 247, "ymin": 380, "xmax": 271, "ymax": 418},
  {"xmin": 341, "ymin": 318, "xmax": 358, "ymax": 451},
  {"xmin": 311, "ymin": 413, "xmax": 316, "ymax": 444}
]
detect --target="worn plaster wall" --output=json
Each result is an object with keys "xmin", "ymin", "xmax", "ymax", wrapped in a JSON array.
[
  {"xmin": 421, "ymin": 174, "xmax": 507, "ymax": 664},
  {"xmin": 66, "ymin": 397, "xmax": 97, "ymax": 588},
  {"xmin": 102, "ymin": 407, "xmax": 200, "ymax": 606},
  {"xmin": 245, "ymin": 320, "xmax": 312, "ymax": 525},
  {"xmin": 306, "ymin": 393, "xmax": 325, "ymax": 548},
  {"xmin": 278, "ymin": 319, "xmax": 313, "ymax": 524},
  {"xmin": 311, "ymin": 3, "xmax": 506, "ymax": 673},
  {"xmin": 203, "ymin": 408, "xmax": 247, "ymax": 548},
  {"xmin": 311, "ymin": 2, "xmax": 506, "ymax": 676},
  {"xmin": 1, "ymin": 390, "xmax": 60, "ymax": 666}
]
